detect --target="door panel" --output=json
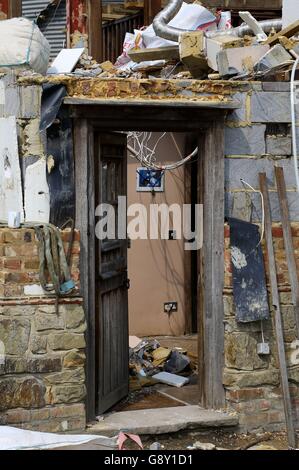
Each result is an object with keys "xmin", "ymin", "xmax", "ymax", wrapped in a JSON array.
[{"xmin": 95, "ymin": 133, "xmax": 129, "ymax": 415}]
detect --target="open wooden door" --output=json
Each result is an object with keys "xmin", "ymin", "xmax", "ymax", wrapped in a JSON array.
[{"xmin": 95, "ymin": 132, "xmax": 129, "ymax": 414}]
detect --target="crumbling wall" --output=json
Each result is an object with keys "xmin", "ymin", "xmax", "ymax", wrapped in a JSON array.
[
  {"xmin": 0, "ymin": 72, "xmax": 86, "ymax": 431},
  {"xmin": 224, "ymin": 83, "xmax": 299, "ymax": 432}
]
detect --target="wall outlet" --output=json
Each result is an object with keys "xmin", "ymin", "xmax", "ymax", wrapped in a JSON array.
[
  {"xmin": 164, "ymin": 302, "xmax": 178, "ymax": 313},
  {"xmin": 169, "ymin": 230, "xmax": 177, "ymax": 240}
]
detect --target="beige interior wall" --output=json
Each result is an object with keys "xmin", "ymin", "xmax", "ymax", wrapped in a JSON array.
[{"xmin": 127, "ymin": 133, "xmax": 187, "ymax": 337}]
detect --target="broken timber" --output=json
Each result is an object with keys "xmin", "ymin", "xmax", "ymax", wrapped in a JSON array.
[
  {"xmin": 265, "ymin": 19, "xmax": 299, "ymax": 46},
  {"xmin": 128, "ymin": 46, "xmax": 179, "ymax": 63},
  {"xmin": 275, "ymin": 166, "xmax": 299, "ymax": 340},
  {"xmin": 259, "ymin": 173, "xmax": 297, "ymax": 449}
]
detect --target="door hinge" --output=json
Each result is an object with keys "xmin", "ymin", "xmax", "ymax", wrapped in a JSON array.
[{"xmin": 125, "ymin": 278, "xmax": 131, "ymax": 290}]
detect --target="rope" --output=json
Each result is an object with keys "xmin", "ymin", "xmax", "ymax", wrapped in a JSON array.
[{"xmin": 0, "ymin": 221, "xmax": 75, "ymax": 299}]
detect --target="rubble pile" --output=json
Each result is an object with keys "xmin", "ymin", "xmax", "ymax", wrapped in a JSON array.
[
  {"xmin": 129, "ymin": 337, "xmax": 197, "ymax": 390},
  {"xmin": 108, "ymin": 2, "xmax": 299, "ymax": 81}
]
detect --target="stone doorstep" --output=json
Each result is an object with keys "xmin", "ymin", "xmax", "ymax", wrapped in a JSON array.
[{"xmin": 86, "ymin": 406, "xmax": 239, "ymax": 437}]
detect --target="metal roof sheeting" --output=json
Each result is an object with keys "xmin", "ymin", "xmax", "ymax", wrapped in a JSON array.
[{"xmin": 22, "ymin": 0, "xmax": 67, "ymax": 59}]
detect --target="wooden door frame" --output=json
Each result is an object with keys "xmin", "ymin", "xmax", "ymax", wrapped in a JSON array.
[{"xmin": 72, "ymin": 104, "xmax": 226, "ymax": 421}]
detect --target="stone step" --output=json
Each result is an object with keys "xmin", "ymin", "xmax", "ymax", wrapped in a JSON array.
[{"xmin": 87, "ymin": 406, "xmax": 239, "ymax": 436}]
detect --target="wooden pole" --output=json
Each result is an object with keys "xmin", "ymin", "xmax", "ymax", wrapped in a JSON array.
[
  {"xmin": 144, "ymin": 0, "xmax": 162, "ymax": 26},
  {"xmin": 87, "ymin": 0, "xmax": 103, "ymax": 63},
  {"xmin": 259, "ymin": 172, "xmax": 296, "ymax": 449},
  {"xmin": 8, "ymin": 0, "xmax": 22, "ymax": 18},
  {"xmin": 275, "ymin": 166, "xmax": 299, "ymax": 339}
]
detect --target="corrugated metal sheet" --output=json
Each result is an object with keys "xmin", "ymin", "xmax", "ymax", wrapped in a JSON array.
[{"xmin": 22, "ymin": 0, "xmax": 67, "ymax": 59}]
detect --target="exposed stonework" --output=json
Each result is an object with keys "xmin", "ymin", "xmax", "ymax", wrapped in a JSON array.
[
  {"xmin": 224, "ymin": 224, "xmax": 299, "ymax": 433},
  {"xmin": 0, "ymin": 225, "xmax": 86, "ymax": 432}
]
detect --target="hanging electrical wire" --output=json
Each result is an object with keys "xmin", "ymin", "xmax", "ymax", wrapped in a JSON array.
[
  {"xmin": 127, "ymin": 131, "xmax": 198, "ymax": 171},
  {"xmin": 240, "ymin": 178, "xmax": 265, "ymax": 247}
]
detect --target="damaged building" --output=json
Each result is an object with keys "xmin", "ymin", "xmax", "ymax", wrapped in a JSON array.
[{"xmin": 1, "ymin": 0, "xmax": 299, "ymax": 451}]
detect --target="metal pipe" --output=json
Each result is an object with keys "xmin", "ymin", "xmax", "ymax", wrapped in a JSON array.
[
  {"xmin": 152, "ymin": 0, "xmax": 282, "ymax": 43},
  {"xmin": 153, "ymin": 0, "xmax": 184, "ymax": 42},
  {"xmin": 206, "ymin": 19, "xmax": 282, "ymax": 38}
]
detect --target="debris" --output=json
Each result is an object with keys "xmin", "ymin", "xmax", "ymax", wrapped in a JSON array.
[
  {"xmin": 152, "ymin": 371, "xmax": 189, "ymax": 387},
  {"xmin": 239, "ymin": 11, "xmax": 268, "ymax": 42},
  {"xmin": 47, "ymin": 48, "xmax": 85, "ymax": 75},
  {"xmin": 254, "ymin": 44, "xmax": 293, "ymax": 74},
  {"xmin": 247, "ymin": 444, "xmax": 278, "ymax": 450},
  {"xmin": 164, "ymin": 350, "xmax": 190, "ymax": 374},
  {"xmin": 152, "ymin": 347, "xmax": 172, "ymax": 367},
  {"xmin": 178, "ymin": 31, "xmax": 209, "ymax": 78},
  {"xmin": 218, "ymin": 44, "xmax": 270, "ymax": 77},
  {"xmin": 149, "ymin": 442, "xmax": 163, "ymax": 450},
  {"xmin": 129, "ymin": 335, "xmax": 142, "ymax": 349},
  {"xmin": 205, "ymin": 35, "xmax": 245, "ymax": 72},
  {"xmin": 265, "ymin": 19, "xmax": 299, "ymax": 46},
  {"xmin": 129, "ymin": 45, "xmax": 179, "ymax": 63},
  {"xmin": 193, "ymin": 441, "xmax": 216, "ymax": 450}
]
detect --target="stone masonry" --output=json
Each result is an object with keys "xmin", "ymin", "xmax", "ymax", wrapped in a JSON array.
[
  {"xmin": 0, "ymin": 227, "xmax": 86, "ymax": 431},
  {"xmin": 223, "ymin": 80, "xmax": 299, "ymax": 432}
]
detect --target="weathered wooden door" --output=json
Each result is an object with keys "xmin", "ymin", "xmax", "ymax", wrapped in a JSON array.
[{"xmin": 95, "ymin": 133, "xmax": 129, "ymax": 414}]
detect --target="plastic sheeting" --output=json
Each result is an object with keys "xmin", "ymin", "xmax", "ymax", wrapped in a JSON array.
[
  {"xmin": 228, "ymin": 217, "xmax": 270, "ymax": 323},
  {"xmin": 0, "ymin": 426, "xmax": 116, "ymax": 450}
]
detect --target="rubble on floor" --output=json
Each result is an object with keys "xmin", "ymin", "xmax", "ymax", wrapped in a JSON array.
[{"xmin": 129, "ymin": 336, "xmax": 197, "ymax": 390}]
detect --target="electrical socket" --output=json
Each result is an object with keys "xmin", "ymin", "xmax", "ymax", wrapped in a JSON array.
[
  {"xmin": 169, "ymin": 230, "xmax": 177, "ymax": 240},
  {"xmin": 164, "ymin": 302, "xmax": 178, "ymax": 313}
]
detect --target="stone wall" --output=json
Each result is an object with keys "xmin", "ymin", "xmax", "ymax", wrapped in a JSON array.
[
  {"xmin": 223, "ymin": 224, "xmax": 299, "ymax": 432},
  {"xmin": 0, "ymin": 228, "xmax": 86, "ymax": 432},
  {"xmin": 224, "ymin": 84, "xmax": 299, "ymax": 432}
]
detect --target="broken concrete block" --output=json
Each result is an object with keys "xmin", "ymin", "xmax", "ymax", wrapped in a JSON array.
[
  {"xmin": 254, "ymin": 44, "xmax": 293, "ymax": 74},
  {"xmin": 178, "ymin": 31, "xmax": 209, "ymax": 78},
  {"xmin": 218, "ymin": 45, "xmax": 270, "ymax": 77},
  {"xmin": 225, "ymin": 125, "xmax": 266, "ymax": 155},
  {"xmin": 205, "ymin": 36, "xmax": 244, "ymax": 71},
  {"xmin": 283, "ymin": 0, "xmax": 299, "ymax": 28}
]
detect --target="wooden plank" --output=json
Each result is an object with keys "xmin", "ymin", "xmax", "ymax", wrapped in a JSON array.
[
  {"xmin": 266, "ymin": 20, "xmax": 299, "ymax": 46},
  {"xmin": 8, "ymin": 0, "xmax": 22, "ymax": 18},
  {"xmin": 88, "ymin": 0, "xmax": 103, "ymax": 63},
  {"xmin": 259, "ymin": 172, "xmax": 297, "ymax": 449},
  {"xmin": 74, "ymin": 119, "xmax": 96, "ymax": 422},
  {"xmin": 199, "ymin": 119, "xmax": 225, "ymax": 409},
  {"xmin": 128, "ymin": 46, "xmax": 179, "ymax": 63},
  {"xmin": 275, "ymin": 166, "xmax": 299, "ymax": 339}
]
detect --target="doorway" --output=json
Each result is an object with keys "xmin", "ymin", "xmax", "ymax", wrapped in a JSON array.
[{"xmin": 72, "ymin": 103, "xmax": 226, "ymax": 422}]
